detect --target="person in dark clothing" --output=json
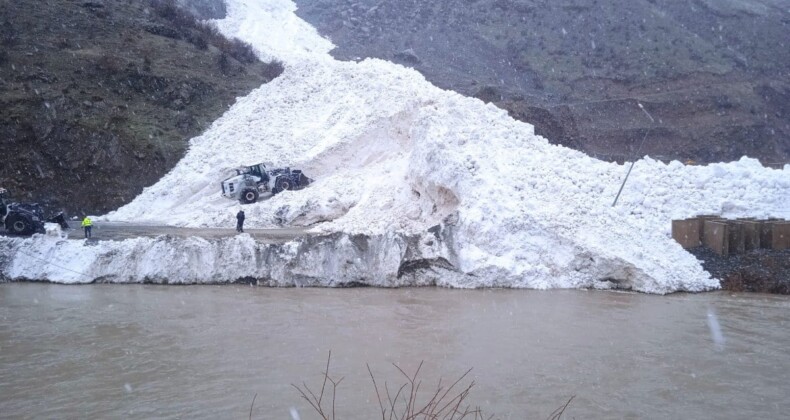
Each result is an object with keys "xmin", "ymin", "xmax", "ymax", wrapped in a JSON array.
[{"xmin": 236, "ymin": 210, "xmax": 245, "ymax": 233}]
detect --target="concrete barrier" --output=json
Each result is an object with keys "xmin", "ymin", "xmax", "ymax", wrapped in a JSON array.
[
  {"xmin": 760, "ymin": 222, "xmax": 774, "ymax": 249},
  {"xmin": 697, "ymin": 215, "xmax": 723, "ymax": 240},
  {"xmin": 673, "ymin": 216, "xmax": 787, "ymax": 255},
  {"xmin": 671, "ymin": 219, "xmax": 702, "ymax": 249},
  {"xmin": 740, "ymin": 220, "xmax": 762, "ymax": 251},
  {"xmin": 772, "ymin": 222, "xmax": 790, "ymax": 250},
  {"xmin": 726, "ymin": 221, "xmax": 746, "ymax": 255},
  {"xmin": 704, "ymin": 220, "xmax": 729, "ymax": 256}
]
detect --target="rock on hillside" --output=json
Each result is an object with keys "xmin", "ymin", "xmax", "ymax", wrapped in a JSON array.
[
  {"xmin": 0, "ymin": 0, "xmax": 281, "ymax": 215},
  {"xmin": 294, "ymin": 0, "xmax": 789, "ymax": 165}
]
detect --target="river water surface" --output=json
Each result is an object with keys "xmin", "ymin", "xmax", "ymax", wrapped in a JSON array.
[{"xmin": 1, "ymin": 284, "xmax": 788, "ymax": 419}]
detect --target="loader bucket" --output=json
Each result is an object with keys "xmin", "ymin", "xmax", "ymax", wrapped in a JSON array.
[
  {"xmin": 298, "ymin": 172, "xmax": 312, "ymax": 187},
  {"xmin": 47, "ymin": 212, "xmax": 70, "ymax": 230}
]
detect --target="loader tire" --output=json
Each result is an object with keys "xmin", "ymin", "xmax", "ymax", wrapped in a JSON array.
[
  {"xmin": 274, "ymin": 177, "xmax": 292, "ymax": 194},
  {"xmin": 5, "ymin": 214, "xmax": 34, "ymax": 235},
  {"xmin": 240, "ymin": 188, "xmax": 259, "ymax": 204}
]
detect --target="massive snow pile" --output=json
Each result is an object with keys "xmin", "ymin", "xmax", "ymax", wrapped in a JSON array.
[{"xmin": 2, "ymin": 0, "xmax": 788, "ymax": 293}]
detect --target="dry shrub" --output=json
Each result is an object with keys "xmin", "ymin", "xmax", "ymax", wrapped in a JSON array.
[
  {"xmin": 149, "ymin": 0, "xmax": 194, "ymax": 29},
  {"xmin": 211, "ymin": 36, "xmax": 258, "ymax": 64},
  {"xmin": 148, "ymin": 0, "xmax": 259, "ymax": 64},
  {"xmin": 285, "ymin": 352, "xmax": 577, "ymax": 420},
  {"xmin": 291, "ymin": 351, "xmax": 489, "ymax": 420},
  {"xmin": 194, "ymin": 20, "xmax": 221, "ymax": 38},
  {"xmin": 186, "ymin": 32, "xmax": 208, "ymax": 50}
]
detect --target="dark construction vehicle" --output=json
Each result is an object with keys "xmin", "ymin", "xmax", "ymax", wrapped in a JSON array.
[
  {"xmin": 0, "ymin": 188, "xmax": 69, "ymax": 236},
  {"xmin": 220, "ymin": 163, "xmax": 312, "ymax": 204}
]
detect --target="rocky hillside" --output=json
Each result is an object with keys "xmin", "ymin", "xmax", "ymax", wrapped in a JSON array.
[
  {"xmin": 0, "ymin": 0, "xmax": 281, "ymax": 216},
  {"xmin": 294, "ymin": 0, "xmax": 789, "ymax": 165}
]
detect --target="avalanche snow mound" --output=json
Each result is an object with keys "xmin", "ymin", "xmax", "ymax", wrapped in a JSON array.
[{"xmin": 97, "ymin": 0, "xmax": 788, "ymax": 292}]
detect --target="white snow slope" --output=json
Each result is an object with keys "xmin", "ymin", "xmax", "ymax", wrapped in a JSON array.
[{"xmin": 4, "ymin": 0, "xmax": 789, "ymax": 293}]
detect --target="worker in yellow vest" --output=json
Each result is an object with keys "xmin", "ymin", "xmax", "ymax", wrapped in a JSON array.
[{"xmin": 81, "ymin": 216, "xmax": 93, "ymax": 239}]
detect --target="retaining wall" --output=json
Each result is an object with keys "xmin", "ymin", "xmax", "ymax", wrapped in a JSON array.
[{"xmin": 673, "ymin": 216, "xmax": 789, "ymax": 256}]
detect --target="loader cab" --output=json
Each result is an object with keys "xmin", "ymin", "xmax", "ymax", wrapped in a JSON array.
[
  {"xmin": 244, "ymin": 162, "xmax": 273, "ymax": 183},
  {"xmin": 247, "ymin": 163, "xmax": 265, "ymax": 179}
]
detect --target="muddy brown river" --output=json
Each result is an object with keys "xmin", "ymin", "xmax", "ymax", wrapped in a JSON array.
[{"xmin": 1, "ymin": 284, "xmax": 788, "ymax": 419}]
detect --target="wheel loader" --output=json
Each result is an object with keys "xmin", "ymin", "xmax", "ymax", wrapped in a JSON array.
[
  {"xmin": 220, "ymin": 163, "xmax": 312, "ymax": 204},
  {"xmin": 0, "ymin": 188, "xmax": 69, "ymax": 236}
]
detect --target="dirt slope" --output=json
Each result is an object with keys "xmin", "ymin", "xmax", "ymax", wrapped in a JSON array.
[{"xmin": 0, "ymin": 0, "xmax": 280, "ymax": 216}]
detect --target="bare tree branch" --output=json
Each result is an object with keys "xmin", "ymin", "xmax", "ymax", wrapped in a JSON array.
[
  {"xmin": 367, "ymin": 363, "xmax": 387, "ymax": 419},
  {"xmin": 547, "ymin": 395, "xmax": 575, "ymax": 420},
  {"xmin": 248, "ymin": 393, "xmax": 257, "ymax": 420}
]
